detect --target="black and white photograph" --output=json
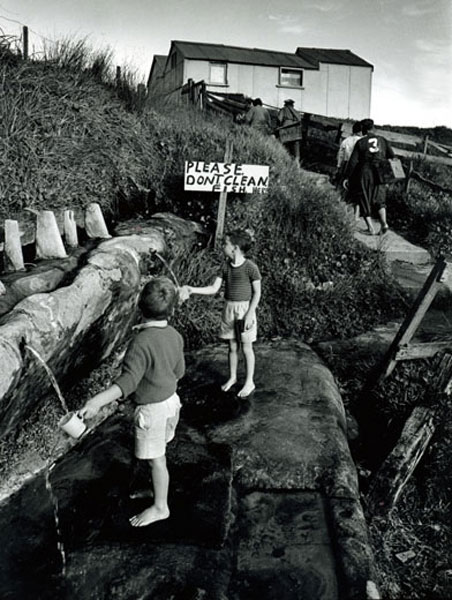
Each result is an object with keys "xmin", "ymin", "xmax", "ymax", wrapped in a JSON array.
[{"xmin": 0, "ymin": 1, "xmax": 451, "ymax": 598}]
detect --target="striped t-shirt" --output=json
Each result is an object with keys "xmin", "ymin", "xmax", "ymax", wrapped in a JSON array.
[{"xmin": 221, "ymin": 259, "xmax": 261, "ymax": 301}]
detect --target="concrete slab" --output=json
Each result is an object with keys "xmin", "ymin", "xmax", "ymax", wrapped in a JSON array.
[
  {"xmin": 354, "ymin": 218, "xmax": 432, "ymax": 265},
  {"xmin": 233, "ymin": 491, "xmax": 338, "ymax": 600}
]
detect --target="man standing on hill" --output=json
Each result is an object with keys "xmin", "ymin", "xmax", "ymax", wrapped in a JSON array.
[
  {"xmin": 336, "ymin": 121, "xmax": 362, "ymax": 220},
  {"xmin": 277, "ymin": 99, "xmax": 299, "ymax": 128},
  {"xmin": 345, "ymin": 118, "xmax": 395, "ymax": 235},
  {"xmin": 277, "ymin": 99, "xmax": 300, "ymax": 157},
  {"xmin": 244, "ymin": 98, "xmax": 272, "ymax": 135}
]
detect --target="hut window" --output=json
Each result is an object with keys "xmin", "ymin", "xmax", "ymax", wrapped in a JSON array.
[
  {"xmin": 209, "ymin": 62, "xmax": 227, "ymax": 84},
  {"xmin": 279, "ymin": 68, "xmax": 303, "ymax": 87}
]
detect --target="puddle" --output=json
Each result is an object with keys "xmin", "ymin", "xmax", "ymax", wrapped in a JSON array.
[{"xmin": 0, "ymin": 408, "xmax": 233, "ymax": 599}]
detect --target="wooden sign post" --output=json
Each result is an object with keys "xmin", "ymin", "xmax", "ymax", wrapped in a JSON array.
[
  {"xmin": 183, "ymin": 145, "xmax": 269, "ymax": 248},
  {"xmin": 215, "ymin": 139, "xmax": 233, "ymax": 247}
]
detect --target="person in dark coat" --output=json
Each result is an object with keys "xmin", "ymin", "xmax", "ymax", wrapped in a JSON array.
[
  {"xmin": 344, "ymin": 118, "xmax": 395, "ymax": 235},
  {"xmin": 244, "ymin": 98, "xmax": 272, "ymax": 134}
]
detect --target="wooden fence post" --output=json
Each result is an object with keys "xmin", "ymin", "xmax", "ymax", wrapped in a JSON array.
[
  {"xmin": 214, "ymin": 139, "xmax": 234, "ymax": 248},
  {"xmin": 63, "ymin": 209, "xmax": 79, "ymax": 247},
  {"xmin": 116, "ymin": 66, "xmax": 121, "ymax": 87},
  {"xmin": 36, "ymin": 211, "xmax": 67, "ymax": 259},
  {"xmin": 4, "ymin": 220, "xmax": 25, "ymax": 271},
  {"xmin": 423, "ymin": 135, "xmax": 429, "ymax": 156},
  {"xmin": 22, "ymin": 26, "xmax": 29, "ymax": 61},
  {"xmin": 404, "ymin": 160, "xmax": 414, "ymax": 195}
]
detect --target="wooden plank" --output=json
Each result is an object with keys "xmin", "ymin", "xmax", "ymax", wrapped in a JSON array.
[
  {"xmin": 370, "ymin": 258, "xmax": 447, "ymax": 385},
  {"xmin": 374, "ymin": 128, "xmax": 421, "ymax": 148},
  {"xmin": 427, "ymin": 139, "xmax": 452, "ymax": 156},
  {"xmin": 393, "ymin": 147, "xmax": 452, "ymax": 166},
  {"xmin": 396, "ymin": 340, "xmax": 452, "ymax": 361}
]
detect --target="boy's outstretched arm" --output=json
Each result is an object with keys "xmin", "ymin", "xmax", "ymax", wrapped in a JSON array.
[
  {"xmin": 79, "ymin": 384, "xmax": 123, "ymax": 419},
  {"xmin": 244, "ymin": 279, "xmax": 261, "ymax": 330},
  {"xmin": 183, "ymin": 276, "xmax": 223, "ymax": 297}
]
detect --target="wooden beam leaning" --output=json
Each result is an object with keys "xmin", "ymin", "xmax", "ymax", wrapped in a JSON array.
[
  {"xmin": 396, "ymin": 340, "xmax": 452, "ymax": 361},
  {"xmin": 369, "ymin": 257, "xmax": 447, "ymax": 388},
  {"xmin": 4, "ymin": 220, "xmax": 25, "ymax": 271},
  {"xmin": 366, "ymin": 352, "xmax": 452, "ymax": 517}
]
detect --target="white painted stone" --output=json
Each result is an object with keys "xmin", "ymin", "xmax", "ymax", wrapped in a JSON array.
[
  {"xmin": 4, "ymin": 220, "xmax": 25, "ymax": 272},
  {"xmin": 84, "ymin": 203, "xmax": 111, "ymax": 239},
  {"xmin": 36, "ymin": 211, "xmax": 67, "ymax": 259},
  {"xmin": 63, "ymin": 209, "xmax": 78, "ymax": 247}
]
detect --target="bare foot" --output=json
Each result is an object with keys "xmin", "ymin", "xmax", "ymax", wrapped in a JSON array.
[
  {"xmin": 237, "ymin": 383, "xmax": 255, "ymax": 398},
  {"xmin": 221, "ymin": 378, "xmax": 237, "ymax": 392},
  {"xmin": 129, "ymin": 505, "xmax": 169, "ymax": 527}
]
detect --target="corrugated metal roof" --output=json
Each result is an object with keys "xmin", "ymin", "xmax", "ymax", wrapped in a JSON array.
[
  {"xmin": 147, "ymin": 55, "xmax": 168, "ymax": 86},
  {"xmin": 172, "ymin": 41, "xmax": 315, "ymax": 69},
  {"xmin": 296, "ymin": 47, "xmax": 373, "ymax": 69}
]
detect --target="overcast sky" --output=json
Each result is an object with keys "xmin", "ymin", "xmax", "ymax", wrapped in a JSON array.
[{"xmin": 1, "ymin": 0, "xmax": 451, "ymax": 127}]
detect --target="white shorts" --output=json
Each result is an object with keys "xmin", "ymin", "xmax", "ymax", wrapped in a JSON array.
[
  {"xmin": 134, "ymin": 392, "xmax": 181, "ymax": 460},
  {"xmin": 219, "ymin": 300, "xmax": 257, "ymax": 343}
]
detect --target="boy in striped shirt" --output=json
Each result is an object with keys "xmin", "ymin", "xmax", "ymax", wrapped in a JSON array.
[{"xmin": 183, "ymin": 229, "xmax": 261, "ymax": 398}]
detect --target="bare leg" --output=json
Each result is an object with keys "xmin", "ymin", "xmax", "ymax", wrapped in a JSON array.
[
  {"xmin": 129, "ymin": 455, "xmax": 170, "ymax": 527},
  {"xmin": 378, "ymin": 207, "xmax": 388, "ymax": 231},
  {"xmin": 238, "ymin": 341, "xmax": 256, "ymax": 398},
  {"xmin": 354, "ymin": 204, "xmax": 360, "ymax": 221},
  {"xmin": 221, "ymin": 339, "xmax": 238, "ymax": 391},
  {"xmin": 364, "ymin": 216, "xmax": 376, "ymax": 234},
  {"xmin": 129, "ymin": 458, "xmax": 153, "ymax": 499}
]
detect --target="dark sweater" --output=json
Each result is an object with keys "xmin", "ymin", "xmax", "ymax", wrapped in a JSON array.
[{"xmin": 114, "ymin": 324, "xmax": 185, "ymax": 404}]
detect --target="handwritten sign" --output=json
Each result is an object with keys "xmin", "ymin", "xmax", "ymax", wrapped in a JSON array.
[{"xmin": 184, "ymin": 161, "xmax": 269, "ymax": 193}]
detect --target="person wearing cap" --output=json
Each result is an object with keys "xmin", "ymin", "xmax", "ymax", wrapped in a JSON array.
[{"xmin": 277, "ymin": 99, "xmax": 299, "ymax": 128}]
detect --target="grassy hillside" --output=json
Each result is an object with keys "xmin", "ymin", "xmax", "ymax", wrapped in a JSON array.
[{"xmin": 0, "ymin": 38, "xmax": 406, "ymax": 346}]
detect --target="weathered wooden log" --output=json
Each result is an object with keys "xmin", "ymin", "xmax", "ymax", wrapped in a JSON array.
[
  {"xmin": 84, "ymin": 203, "xmax": 111, "ymax": 239},
  {"xmin": 4, "ymin": 220, "xmax": 25, "ymax": 271},
  {"xmin": 63, "ymin": 209, "xmax": 78, "ymax": 247},
  {"xmin": 366, "ymin": 405, "xmax": 435, "ymax": 515},
  {"xmin": 36, "ymin": 210, "xmax": 67, "ymax": 259},
  {"xmin": 366, "ymin": 353, "xmax": 452, "ymax": 516}
]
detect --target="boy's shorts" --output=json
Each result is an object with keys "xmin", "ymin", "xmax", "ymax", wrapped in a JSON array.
[
  {"xmin": 219, "ymin": 300, "xmax": 257, "ymax": 343},
  {"xmin": 134, "ymin": 392, "xmax": 181, "ymax": 460}
]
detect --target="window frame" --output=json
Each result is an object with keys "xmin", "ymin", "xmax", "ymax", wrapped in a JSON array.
[
  {"xmin": 209, "ymin": 62, "xmax": 228, "ymax": 85},
  {"xmin": 279, "ymin": 67, "xmax": 303, "ymax": 88}
]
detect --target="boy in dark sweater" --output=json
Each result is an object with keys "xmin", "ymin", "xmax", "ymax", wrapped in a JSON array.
[{"xmin": 79, "ymin": 276, "xmax": 185, "ymax": 527}]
